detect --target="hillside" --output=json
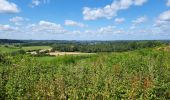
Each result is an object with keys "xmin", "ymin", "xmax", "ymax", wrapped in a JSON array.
[{"xmin": 0, "ymin": 47, "xmax": 169, "ymax": 99}]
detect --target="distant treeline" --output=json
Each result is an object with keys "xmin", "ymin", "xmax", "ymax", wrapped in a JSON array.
[
  {"xmin": 51, "ymin": 41, "xmax": 165, "ymax": 53},
  {"xmin": 0, "ymin": 39, "xmax": 24, "ymax": 44},
  {"xmin": 0, "ymin": 39, "xmax": 170, "ymax": 53}
]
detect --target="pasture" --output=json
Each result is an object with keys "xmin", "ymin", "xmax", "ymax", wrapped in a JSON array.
[{"xmin": 0, "ymin": 45, "xmax": 52, "ymax": 53}]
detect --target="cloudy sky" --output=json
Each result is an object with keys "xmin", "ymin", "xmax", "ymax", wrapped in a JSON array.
[{"xmin": 0, "ymin": 0, "xmax": 170, "ymax": 40}]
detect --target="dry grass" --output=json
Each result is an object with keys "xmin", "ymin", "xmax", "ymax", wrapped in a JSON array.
[{"xmin": 48, "ymin": 52, "xmax": 95, "ymax": 56}]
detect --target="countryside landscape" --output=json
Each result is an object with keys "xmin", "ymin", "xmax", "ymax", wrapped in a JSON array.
[
  {"xmin": 0, "ymin": 39, "xmax": 170, "ymax": 99},
  {"xmin": 0, "ymin": 0, "xmax": 170, "ymax": 100}
]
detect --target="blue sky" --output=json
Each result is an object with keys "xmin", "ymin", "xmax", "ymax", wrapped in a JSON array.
[{"xmin": 0, "ymin": 0, "xmax": 170, "ymax": 40}]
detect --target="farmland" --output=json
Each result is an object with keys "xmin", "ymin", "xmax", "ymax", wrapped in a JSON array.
[
  {"xmin": 0, "ymin": 40, "xmax": 170, "ymax": 99},
  {"xmin": 22, "ymin": 46, "xmax": 51, "ymax": 51},
  {"xmin": 0, "ymin": 45, "xmax": 20, "ymax": 53},
  {"xmin": 0, "ymin": 45, "xmax": 51, "ymax": 53}
]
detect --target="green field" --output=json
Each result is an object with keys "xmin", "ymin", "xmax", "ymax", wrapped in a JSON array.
[
  {"xmin": 0, "ymin": 46, "xmax": 20, "ymax": 53},
  {"xmin": 0, "ymin": 48, "xmax": 169, "ymax": 99},
  {"xmin": 22, "ymin": 46, "xmax": 51, "ymax": 51},
  {"xmin": 0, "ymin": 45, "xmax": 51, "ymax": 53}
]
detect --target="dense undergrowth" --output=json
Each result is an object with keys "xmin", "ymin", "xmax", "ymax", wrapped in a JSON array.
[{"xmin": 0, "ymin": 48, "xmax": 170, "ymax": 99}]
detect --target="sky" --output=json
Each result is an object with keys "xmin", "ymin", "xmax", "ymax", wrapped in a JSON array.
[{"xmin": 0, "ymin": 0, "xmax": 170, "ymax": 40}]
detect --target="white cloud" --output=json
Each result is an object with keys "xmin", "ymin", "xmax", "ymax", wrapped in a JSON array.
[
  {"xmin": 9, "ymin": 16, "xmax": 24, "ymax": 25},
  {"xmin": 167, "ymin": 0, "xmax": 170, "ymax": 6},
  {"xmin": 0, "ymin": 24, "xmax": 18, "ymax": 31},
  {"xmin": 115, "ymin": 18, "xmax": 125, "ymax": 23},
  {"xmin": 30, "ymin": 0, "xmax": 50, "ymax": 7},
  {"xmin": 158, "ymin": 10, "xmax": 170, "ymax": 22},
  {"xmin": 0, "ymin": 21, "xmax": 127, "ymax": 40},
  {"xmin": 99, "ymin": 26, "xmax": 124, "ymax": 35},
  {"xmin": 29, "ymin": 20, "xmax": 66, "ymax": 34},
  {"xmin": 82, "ymin": 26, "xmax": 123, "ymax": 35},
  {"xmin": 32, "ymin": 0, "xmax": 41, "ymax": 6},
  {"xmin": 98, "ymin": 26, "xmax": 116, "ymax": 34},
  {"xmin": 130, "ymin": 26, "xmax": 136, "ymax": 30},
  {"xmin": 132, "ymin": 16, "xmax": 147, "ymax": 25},
  {"xmin": 68, "ymin": 26, "xmax": 125, "ymax": 39},
  {"xmin": 83, "ymin": 0, "xmax": 148, "ymax": 20},
  {"xmin": 0, "ymin": 0, "xmax": 20, "ymax": 13},
  {"xmin": 154, "ymin": 10, "xmax": 170, "ymax": 27},
  {"xmin": 154, "ymin": 10, "xmax": 170, "ymax": 35},
  {"xmin": 65, "ymin": 20, "xmax": 86, "ymax": 27},
  {"xmin": 130, "ymin": 16, "xmax": 147, "ymax": 30},
  {"xmin": 134, "ymin": 0, "xmax": 147, "ymax": 6},
  {"xmin": 1, "ymin": 22, "xmax": 169, "ymax": 40}
]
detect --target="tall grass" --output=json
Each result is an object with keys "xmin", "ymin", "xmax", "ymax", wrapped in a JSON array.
[{"xmin": 0, "ymin": 49, "xmax": 169, "ymax": 99}]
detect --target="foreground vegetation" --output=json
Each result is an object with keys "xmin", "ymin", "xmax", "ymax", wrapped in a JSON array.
[
  {"xmin": 0, "ymin": 47, "xmax": 170, "ymax": 99},
  {"xmin": 0, "ymin": 40, "xmax": 170, "ymax": 99}
]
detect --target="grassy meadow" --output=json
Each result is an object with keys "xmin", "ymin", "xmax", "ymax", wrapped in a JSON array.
[
  {"xmin": 22, "ymin": 46, "xmax": 51, "ymax": 51},
  {"xmin": 0, "ymin": 45, "xmax": 51, "ymax": 53},
  {"xmin": 0, "ymin": 40, "xmax": 170, "ymax": 100},
  {"xmin": 0, "ymin": 46, "xmax": 20, "ymax": 53}
]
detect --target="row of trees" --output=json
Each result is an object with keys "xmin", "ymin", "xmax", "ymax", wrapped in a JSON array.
[
  {"xmin": 0, "ymin": 39, "xmax": 23, "ymax": 44},
  {"xmin": 51, "ymin": 41, "xmax": 164, "ymax": 53},
  {"xmin": 0, "ymin": 40, "xmax": 167, "ymax": 54}
]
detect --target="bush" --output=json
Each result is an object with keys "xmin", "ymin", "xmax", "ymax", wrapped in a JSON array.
[{"xmin": 11, "ymin": 50, "xmax": 26, "ymax": 56}]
